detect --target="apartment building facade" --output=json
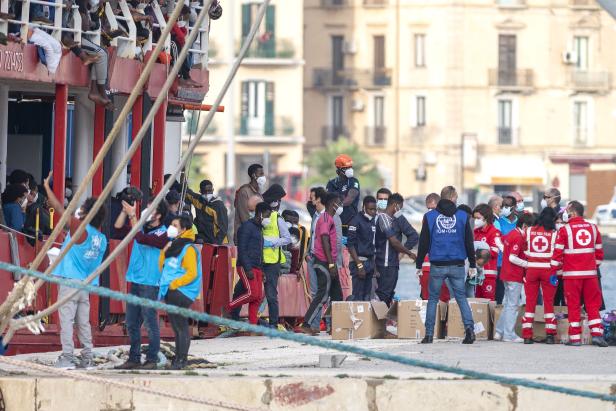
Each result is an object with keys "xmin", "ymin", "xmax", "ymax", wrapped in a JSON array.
[
  {"xmin": 191, "ymin": 0, "xmax": 305, "ymax": 198},
  {"xmin": 304, "ymin": 0, "xmax": 616, "ymax": 203}
]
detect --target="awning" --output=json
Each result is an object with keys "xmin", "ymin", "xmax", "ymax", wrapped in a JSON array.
[{"xmin": 478, "ymin": 155, "xmax": 546, "ymax": 186}]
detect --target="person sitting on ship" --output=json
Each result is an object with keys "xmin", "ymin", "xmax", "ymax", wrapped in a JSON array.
[{"xmin": 1, "ymin": 183, "xmax": 29, "ymax": 232}]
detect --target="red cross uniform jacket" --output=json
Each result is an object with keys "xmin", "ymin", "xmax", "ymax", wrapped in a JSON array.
[
  {"xmin": 524, "ymin": 226, "xmax": 557, "ymax": 274},
  {"xmin": 500, "ymin": 228, "xmax": 526, "ymax": 283},
  {"xmin": 474, "ymin": 224, "xmax": 502, "ymax": 278},
  {"xmin": 551, "ymin": 217, "xmax": 603, "ymax": 279}
]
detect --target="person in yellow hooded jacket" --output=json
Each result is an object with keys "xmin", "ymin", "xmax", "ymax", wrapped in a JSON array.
[{"xmin": 158, "ymin": 214, "xmax": 202, "ymax": 370}]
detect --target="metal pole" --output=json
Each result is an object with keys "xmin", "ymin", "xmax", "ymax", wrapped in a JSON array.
[
  {"xmin": 52, "ymin": 84, "xmax": 67, "ymax": 205},
  {"xmin": 225, "ymin": 0, "xmax": 236, "ymax": 188}
]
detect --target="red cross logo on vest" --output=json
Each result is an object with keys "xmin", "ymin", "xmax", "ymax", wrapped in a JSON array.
[
  {"xmin": 532, "ymin": 236, "xmax": 549, "ymax": 253},
  {"xmin": 576, "ymin": 229, "xmax": 592, "ymax": 247}
]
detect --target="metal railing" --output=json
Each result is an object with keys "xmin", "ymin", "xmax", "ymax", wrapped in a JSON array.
[
  {"xmin": 365, "ymin": 126, "xmax": 386, "ymax": 146},
  {"xmin": 321, "ymin": 0, "xmax": 348, "ymax": 8},
  {"xmin": 489, "ymin": 69, "xmax": 534, "ymax": 90},
  {"xmin": 322, "ymin": 125, "xmax": 350, "ymax": 143},
  {"xmin": 242, "ymin": 37, "xmax": 295, "ymax": 59},
  {"xmin": 313, "ymin": 68, "xmax": 392, "ymax": 89},
  {"xmin": 238, "ymin": 116, "xmax": 296, "ymax": 137},
  {"xmin": 497, "ymin": 126, "xmax": 518, "ymax": 145},
  {"xmin": 571, "ymin": 70, "xmax": 611, "ymax": 92},
  {"xmin": 363, "ymin": 0, "xmax": 388, "ymax": 6}
]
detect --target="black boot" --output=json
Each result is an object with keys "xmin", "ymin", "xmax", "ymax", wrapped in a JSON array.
[
  {"xmin": 462, "ymin": 327, "xmax": 475, "ymax": 344},
  {"xmin": 545, "ymin": 335, "xmax": 555, "ymax": 345},
  {"xmin": 524, "ymin": 338, "xmax": 534, "ymax": 345},
  {"xmin": 592, "ymin": 336, "xmax": 609, "ymax": 347},
  {"xmin": 421, "ymin": 335, "xmax": 433, "ymax": 344}
]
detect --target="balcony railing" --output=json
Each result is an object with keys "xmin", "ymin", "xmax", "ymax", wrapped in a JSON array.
[
  {"xmin": 322, "ymin": 125, "xmax": 350, "ymax": 143},
  {"xmin": 363, "ymin": 0, "xmax": 388, "ymax": 6},
  {"xmin": 321, "ymin": 0, "xmax": 348, "ymax": 8},
  {"xmin": 571, "ymin": 71, "xmax": 611, "ymax": 93},
  {"xmin": 313, "ymin": 68, "xmax": 392, "ymax": 89},
  {"xmin": 489, "ymin": 69, "xmax": 534, "ymax": 92},
  {"xmin": 241, "ymin": 37, "xmax": 296, "ymax": 59},
  {"xmin": 238, "ymin": 116, "xmax": 296, "ymax": 137},
  {"xmin": 365, "ymin": 126, "xmax": 386, "ymax": 146},
  {"xmin": 497, "ymin": 127, "xmax": 519, "ymax": 145}
]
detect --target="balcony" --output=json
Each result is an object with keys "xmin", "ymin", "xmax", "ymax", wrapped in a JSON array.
[
  {"xmin": 322, "ymin": 126, "xmax": 350, "ymax": 143},
  {"xmin": 570, "ymin": 71, "xmax": 611, "ymax": 93},
  {"xmin": 497, "ymin": 127, "xmax": 519, "ymax": 145},
  {"xmin": 488, "ymin": 69, "xmax": 535, "ymax": 93},
  {"xmin": 363, "ymin": 0, "xmax": 388, "ymax": 7},
  {"xmin": 365, "ymin": 126, "xmax": 386, "ymax": 146},
  {"xmin": 321, "ymin": 0, "xmax": 348, "ymax": 8},
  {"xmin": 313, "ymin": 68, "xmax": 392, "ymax": 90},
  {"xmin": 569, "ymin": 0, "xmax": 600, "ymax": 9},
  {"xmin": 243, "ymin": 37, "xmax": 296, "ymax": 60},
  {"xmin": 495, "ymin": 0, "xmax": 527, "ymax": 8},
  {"xmin": 238, "ymin": 116, "xmax": 297, "ymax": 138}
]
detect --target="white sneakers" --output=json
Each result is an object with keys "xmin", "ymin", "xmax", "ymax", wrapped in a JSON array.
[
  {"xmin": 493, "ymin": 332, "xmax": 503, "ymax": 341},
  {"xmin": 503, "ymin": 337, "xmax": 524, "ymax": 343}
]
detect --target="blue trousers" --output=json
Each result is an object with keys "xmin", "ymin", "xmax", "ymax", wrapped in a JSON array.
[
  {"xmin": 425, "ymin": 265, "xmax": 474, "ymax": 336},
  {"xmin": 126, "ymin": 283, "xmax": 160, "ymax": 363}
]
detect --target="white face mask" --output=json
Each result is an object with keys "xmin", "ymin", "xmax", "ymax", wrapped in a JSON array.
[
  {"xmin": 142, "ymin": 207, "xmax": 153, "ymax": 223},
  {"xmin": 344, "ymin": 168, "xmax": 354, "ymax": 179},
  {"xmin": 261, "ymin": 217, "xmax": 271, "ymax": 227},
  {"xmin": 285, "ymin": 221, "xmax": 293, "ymax": 229},
  {"xmin": 166, "ymin": 225, "xmax": 179, "ymax": 239},
  {"xmin": 363, "ymin": 212, "xmax": 373, "ymax": 221},
  {"xmin": 31, "ymin": 192, "xmax": 38, "ymax": 204},
  {"xmin": 88, "ymin": 0, "xmax": 99, "ymax": 8},
  {"xmin": 204, "ymin": 193, "xmax": 214, "ymax": 202},
  {"xmin": 540, "ymin": 199, "xmax": 548, "ymax": 209},
  {"xmin": 74, "ymin": 209, "xmax": 82, "ymax": 219},
  {"xmin": 249, "ymin": 211, "xmax": 256, "ymax": 219},
  {"xmin": 516, "ymin": 202, "xmax": 525, "ymax": 213},
  {"xmin": 474, "ymin": 218, "xmax": 486, "ymax": 229},
  {"xmin": 65, "ymin": 188, "xmax": 73, "ymax": 198},
  {"xmin": 20, "ymin": 197, "xmax": 28, "ymax": 208},
  {"xmin": 256, "ymin": 176, "xmax": 267, "ymax": 190},
  {"xmin": 335, "ymin": 206, "xmax": 343, "ymax": 216},
  {"xmin": 500, "ymin": 207, "xmax": 512, "ymax": 218},
  {"xmin": 376, "ymin": 199, "xmax": 387, "ymax": 210},
  {"xmin": 177, "ymin": 20, "xmax": 187, "ymax": 28},
  {"xmin": 562, "ymin": 210, "xmax": 570, "ymax": 223},
  {"xmin": 136, "ymin": 3, "xmax": 147, "ymax": 11}
]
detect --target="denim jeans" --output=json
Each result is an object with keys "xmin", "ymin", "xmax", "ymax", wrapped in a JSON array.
[
  {"xmin": 495, "ymin": 281, "xmax": 523, "ymax": 340},
  {"xmin": 444, "ymin": 279, "xmax": 475, "ymax": 299},
  {"xmin": 425, "ymin": 265, "xmax": 474, "ymax": 336},
  {"xmin": 307, "ymin": 256, "xmax": 322, "ymax": 329},
  {"xmin": 126, "ymin": 283, "xmax": 160, "ymax": 363}
]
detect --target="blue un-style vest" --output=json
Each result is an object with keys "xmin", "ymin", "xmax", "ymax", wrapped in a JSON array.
[
  {"xmin": 126, "ymin": 225, "xmax": 167, "ymax": 286},
  {"xmin": 53, "ymin": 225, "xmax": 108, "ymax": 285},
  {"xmin": 425, "ymin": 209, "xmax": 468, "ymax": 262},
  {"xmin": 158, "ymin": 244, "xmax": 203, "ymax": 301}
]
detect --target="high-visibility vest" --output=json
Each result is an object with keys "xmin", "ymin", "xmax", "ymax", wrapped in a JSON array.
[{"xmin": 263, "ymin": 211, "xmax": 286, "ymax": 264}]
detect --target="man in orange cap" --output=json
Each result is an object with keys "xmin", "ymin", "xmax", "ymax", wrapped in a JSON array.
[{"xmin": 327, "ymin": 154, "xmax": 361, "ymax": 238}]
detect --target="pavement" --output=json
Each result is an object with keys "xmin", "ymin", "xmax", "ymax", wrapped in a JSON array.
[{"xmin": 8, "ymin": 335, "xmax": 616, "ymax": 381}]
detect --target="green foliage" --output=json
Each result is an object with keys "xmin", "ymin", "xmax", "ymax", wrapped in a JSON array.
[{"xmin": 305, "ymin": 138, "xmax": 382, "ymax": 191}]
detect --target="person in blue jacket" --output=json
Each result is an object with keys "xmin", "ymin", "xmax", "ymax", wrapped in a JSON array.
[
  {"xmin": 1, "ymin": 183, "xmax": 29, "ymax": 231},
  {"xmin": 347, "ymin": 196, "xmax": 377, "ymax": 301},
  {"xmin": 158, "ymin": 214, "xmax": 202, "ymax": 370},
  {"xmin": 115, "ymin": 199, "xmax": 169, "ymax": 370}
]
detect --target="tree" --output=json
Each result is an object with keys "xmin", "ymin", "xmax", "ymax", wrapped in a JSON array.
[{"xmin": 305, "ymin": 138, "xmax": 382, "ymax": 192}]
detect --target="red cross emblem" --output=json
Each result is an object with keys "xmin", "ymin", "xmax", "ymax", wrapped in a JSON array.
[
  {"xmin": 576, "ymin": 229, "xmax": 592, "ymax": 247},
  {"xmin": 532, "ymin": 236, "xmax": 549, "ymax": 253}
]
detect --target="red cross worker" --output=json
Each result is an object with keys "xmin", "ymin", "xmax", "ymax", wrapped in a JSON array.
[{"xmin": 550, "ymin": 201, "xmax": 607, "ymax": 347}]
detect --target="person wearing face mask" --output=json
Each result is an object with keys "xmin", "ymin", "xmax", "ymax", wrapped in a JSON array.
[
  {"xmin": 511, "ymin": 191, "xmax": 525, "ymax": 215},
  {"xmin": 495, "ymin": 195, "xmax": 518, "ymax": 304},
  {"xmin": 1, "ymin": 183, "xmax": 29, "ymax": 231},
  {"xmin": 541, "ymin": 188, "xmax": 562, "ymax": 213},
  {"xmin": 552, "ymin": 212, "xmax": 566, "ymax": 306},
  {"xmin": 472, "ymin": 204, "xmax": 502, "ymax": 301},
  {"xmin": 158, "ymin": 214, "xmax": 202, "ymax": 369},
  {"xmin": 376, "ymin": 187, "xmax": 392, "ymax": 213},
  {"xmin": 234, "ymin": 164, "xmax": 265, "ymax": 244},
  {"xmin": 374, "ymin": 193, "xmax": 418, "ymax": 306},
  {"xmin": 226, "ymin": 202, "xmax": 271, "ymax": 326},
  {"xmin": 415, "ymin": 186, "xmax": 476, "ymax": 344},
  {"xmin": 23, "ymin": 184, "xmax": 52, "ymax": 246},
  {"xmin": 169, "ymin": 5, "xmax": 200, "ymax": 88},
  {"xmin": 326, "ymin": 155, "xmax": 361, "ymax": 238},
  {"xmin": 163, "ymin": 190, "xmax": 182, "ymax": 227},
  {"xmin": 304, "ymin": 187, "xmax": 328, "ymax": 330},
  {"xmin": 551, "ymin": 201, "xmax": 608, "ymax": 347},
  {"xmin": 114, "ymin": 199, "xmax": 169, "ymax": 370},
  {"xmin": 300, "ymin": 193, "xmax": 343, "ymax": 335},
  {"xmin": 260, "ymin": 184, "xmax": 292, "ymax": 329},
  {"xmin": 488, "ymin": 195, "xmax": 503, "ymax": 232},
  {"xmin": 419, "ymin": 193, "xmax": 451, "ymax": 302},
  {"xmin": 346, "ymin": 196, "xmax": 378, "ymax": 301},
  {"xmin": 185, "ymin": 180, "xmax": 228, "ymax": 245},
  {"xmin": 281, "ymin": 210, "xmax": 308, "ymax": 274},
  {"xmin": 494, "ymin": 212, "xmax": 534, "ymax": 344},
  {"xmin": 43, "ymin": 172, "xmax": 108, "ymax": 370}
]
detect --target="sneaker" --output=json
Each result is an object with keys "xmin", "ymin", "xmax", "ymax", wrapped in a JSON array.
[
  {"xmin": 462, "ymin": 327, "xmax": 475, "ymax": 345},
  {"xmin": 493, "ymin": 332, "xmax": 503, "ymax": 341},
  {"xmin": 503, "ymin": 337, "xmax": 524, "ymax": 343},
  {"xmin": 114, "ymin": 360, "xmax": 141, "ymax": 370},
  {"xmin": 54, "ymin": 355, "xmax": 76, "ymax": 370},
  {"xmin": 168, "ymin": 359, "xmax": 187, "ymax": 370},
  {"xmin": 524, "ymin": 338, "xmax": 534, "ymax": 345},
  {"xmin": 78, "ymin": 357, "xmax": 95, "ymax": 370},
  {"xmin": 545, "ymin": 335, "xmax": 555, "ymax": 345},
  {"xmin": 137, "ymin": 361, "xmax": 158, "ymax": 370},
  {"xmin": 592, "ymin": 336, "xmax": 609, "ymax": 348}
]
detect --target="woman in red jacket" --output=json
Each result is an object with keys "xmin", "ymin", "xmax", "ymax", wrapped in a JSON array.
[{"xmin": 473, "ymin": 204, "xmax": 502, "ymax": 301}]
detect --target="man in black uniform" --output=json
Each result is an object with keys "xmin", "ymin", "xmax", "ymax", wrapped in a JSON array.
[
  {"xmin": 185, "ymin": 180, "xmax": 228, "ymax": 245},
  {"xmin": 326, "ymin": 154, "xmax": 360, "ymax": 238},
  {"xmin": 347, "ymin": 196, "xmax": 377, "ymax": 301}
]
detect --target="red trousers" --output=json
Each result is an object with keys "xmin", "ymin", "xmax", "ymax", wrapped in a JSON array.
[
  {"xmin": 522, "ymin": 269, "xmax": 557, "ymax": 338},
  {"xmin": 227, "ymin": 267, "xmax": 264, "ymax": 325},
  {"xmin": 564, "ymin": 277, "xmax": 604, "ymax": 342},
  {"xmin": 475, "ymin": 276, "xmax": 496, "ymax": 301},
  {"xmin": 420, "ymin": 269, "xmax": 450, "ymax": 302}
]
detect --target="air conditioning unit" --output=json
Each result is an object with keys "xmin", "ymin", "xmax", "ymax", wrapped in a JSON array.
[
  {"xmin": 562, "ymin": 50, "xmax": 577, "ymax": 65},
  {"xmin": 343, "ymin": 40, "xmax": 357, "ymax": 54},
  {"xmin": 351, "ymin": 99, "xmax": 364, "ymax": 112}
]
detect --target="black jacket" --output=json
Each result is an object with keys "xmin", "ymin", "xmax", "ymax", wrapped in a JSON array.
[
  {"xmin": 237, "ymin": 219, "xmax": 264, "ymax": 273},
  {"xmin": 185, "ymin": 189, "xmax": 228, "ymax": 245},
  {"xmin": 415, "ymin": 199, "xmax": 476, "ymax": 269}
]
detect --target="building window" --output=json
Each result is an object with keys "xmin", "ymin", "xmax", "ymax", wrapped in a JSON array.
[
  {"xmin": 240, "ymin": 80, "xmax": 275, "ymax": 136},
  {"xmin": 498, "ymin": 34, "xmax": 517, "ymax": 85},
  {"xmin": 324, "ymin": 95, "xmax": 346, "ymax": 141},
  {"xmin": 497, "ymin": 99, "xmax": 513, "ymax": 144},
  {"xmin": 573, "ymin": 36, "xmax": 589, "ymax": 70},
  {"xmin": 416, "ymin": 96, "xmax": 426, "ymax": 127},
  {"xmin": 414, "ymin": 34, "xmax": 426, "ymax": 67},
  {"xmin": 573, "ymin": 100, "xmax": 589, "ymax": 145}
]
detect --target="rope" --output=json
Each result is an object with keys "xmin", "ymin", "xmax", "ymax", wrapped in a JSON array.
[
  {"xmin": 1, "ymin": 261, "xmax": 614, "ymax": 404},
  {"xmin": 4, "ymin": 0, "xmax": 272, "ymax": 344},
  {"xmin": 0, "ymin": 356, "xmax": 262, "ymax": 411},
  {"xmin": 0, "ymin": 0, "xmax": 192, "ymax": 336}
]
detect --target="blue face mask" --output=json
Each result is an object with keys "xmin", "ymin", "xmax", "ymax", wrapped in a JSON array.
[
  {"xmin": 500, "ymin": 207, "xmax": 512, "ymax": 218},
  {"xmin": 516, "ymin": 202, "xmax": 525, "ymax": 213},
  {"xmin": 377, "ymin": 199, "xmax": 387, "ymax": 210}
]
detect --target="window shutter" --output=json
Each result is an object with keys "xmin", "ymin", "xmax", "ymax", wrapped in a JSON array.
[
  {"xmin": 410, "ymin": 96, "xmax": 417, "ymax": 127},
  {"xmin": 265, "ymin": 5, "xmax": 276, "ymax": 57},
  {"xmin": 241, "ymin": 3, "xmax": 251, "ymax": 41},
  {"xmin": 240, "ymin": 81, "xmax": 249, "ymax": 135},
  {"xmin": 265, "ymin": 82, "xmax": 275, "ymax": 136}
]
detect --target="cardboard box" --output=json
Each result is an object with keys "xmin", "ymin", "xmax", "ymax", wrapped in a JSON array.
[
  {"xmin": 331, "ymin": 301, "xmax": 389, "ymax": 340},
  {"xmin": 447, "ymin": 298, "xmax": 491, "ymax": 340},
  {"xmin": 388, "ymin": 300, "xmax": 447, "ymax": 340},
  {"xmin": 515, "ymin": 305, "xmax": 568, "ymax": 342}
]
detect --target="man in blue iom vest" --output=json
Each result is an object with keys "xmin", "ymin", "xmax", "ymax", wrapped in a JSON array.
[
  {"xmin": 114, "ymin": 199, "xmax": 169, "ymax": 370},
  {"xmin": 415, "ymin": 186, "xmax": 476, "ymax": 344}
]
